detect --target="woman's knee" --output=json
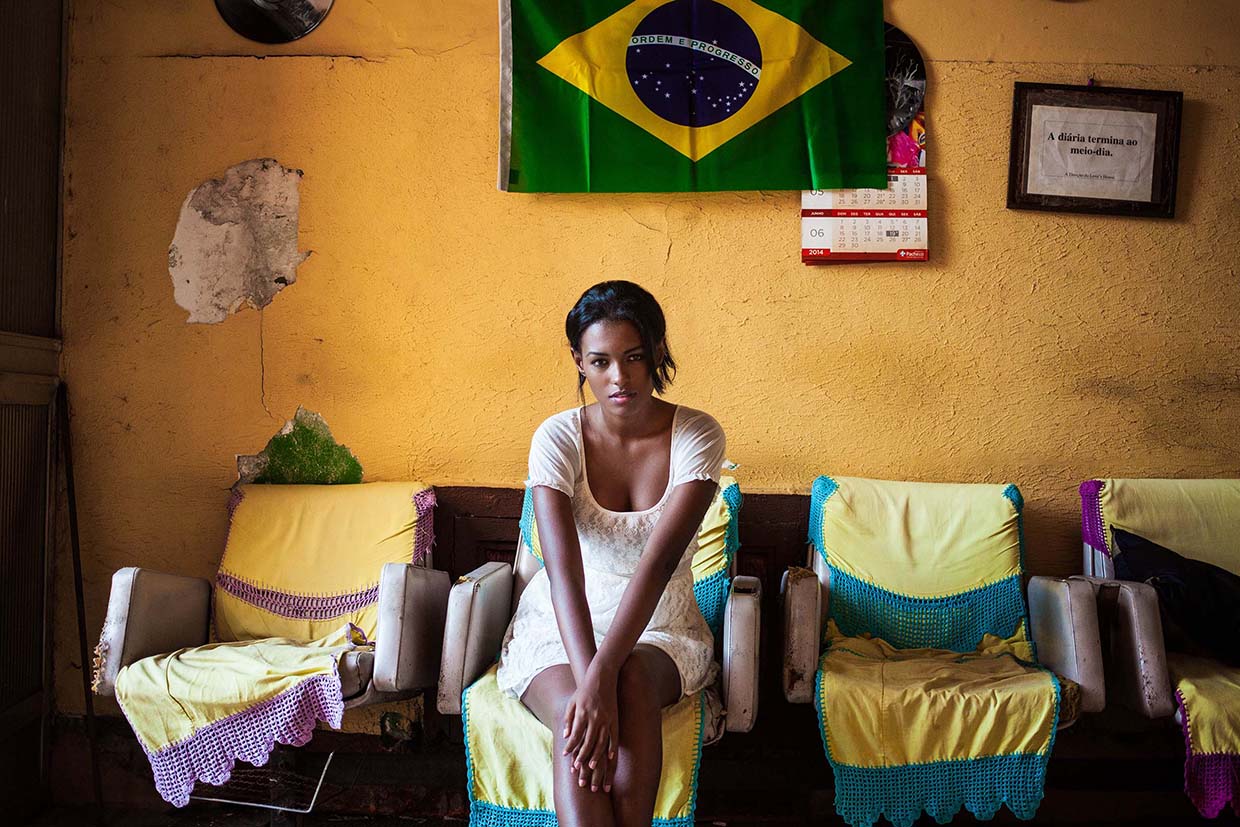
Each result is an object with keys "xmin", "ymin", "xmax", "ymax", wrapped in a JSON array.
[
  {"xmin": 523, "ymin": 666, "xmax": 577, "ymax": 732},
  {"xmin": 617, "ymin": 652, "xmax": 660, "ymax": 710}
]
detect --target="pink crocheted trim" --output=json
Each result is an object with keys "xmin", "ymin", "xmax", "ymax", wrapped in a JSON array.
[
  {"xmin": 1078, "ymin": 480, "xmax": 1109, "ymax": 557},
  {"xmin": 216, "ymin": 573, "xmax": 380, "ymax": 619},
  {"xmin": 128, "ymin": 666, "xmax": 344, "ymax": 808},
  {"xmin": 1176, "ymin": 688, "xmax": 1240, "ymax": 818},
  {"xmin": 226, "ymin": 487, "xmax": 245, "ymax": 521},
  {"xmin": 412, "ymin": 487, "xmax": 436, "ymax": 564},
  {"xmin": 216, "ymin": 485, "xmax": 436, "ymax": 618}
]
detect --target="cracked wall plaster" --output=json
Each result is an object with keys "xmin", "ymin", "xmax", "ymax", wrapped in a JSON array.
[
  {"xmin": 169, "ymin": 158, "xmax": 310, "ymax": 324},
  {"xmin": 236, "ymin": 406, "xmax": 364, "ymax": 485}
]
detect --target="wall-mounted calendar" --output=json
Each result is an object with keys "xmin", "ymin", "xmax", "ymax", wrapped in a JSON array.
[
  {"xmin": 802, "ymin": 24, "xmax": 928, "ymax": 263},
  {"xmin": 801, "ymin": 111, "xmax": 928, "ymax": 263}
]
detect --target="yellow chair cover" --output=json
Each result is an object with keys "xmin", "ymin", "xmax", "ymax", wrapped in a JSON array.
[
  {"xmin": 464, "ymin": 665, "xmax": 705, "ymax": 826},
  {"xmin": 1080, "ymin": 478, "xmax": 1240, "ymax": 575},
  {"xmin": 214, "ymin": 482, "xmax": 435, "ymax": 642},
  {"xmin": 115, "ymin": 625, "xmax": 365, "ymax": 807},
  {"xmin": 810, "ymin": 476, "xmax": 1061, "ymax": 827},
  {"xmin": 1169, "ymin": 654, "xmax": 1240, "ymax": 818}
]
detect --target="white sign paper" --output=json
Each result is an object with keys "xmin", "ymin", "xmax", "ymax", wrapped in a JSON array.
[{"xmin": 1027, "ymin": 104, "xmax": 1157, "ymax": 202}]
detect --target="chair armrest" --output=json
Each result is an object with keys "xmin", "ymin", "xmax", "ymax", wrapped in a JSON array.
[
  {"xmin": 373, "ymin": 563, "xmax": 451, "ymax": 693},
  {"xmin": 722, "ymin": 575, "xmax": 761, "ymax": 733},
  {"xmin": 1027, "ymin": 576, "xmax": 1105, "ymax": 713},
  {"xmin": 1070, "ymin": 575, "xmax": 1175, "ymax": 718},
  {"xmin": 781, "ymin": 566, "xmax": 822, "ymax": 704},
  {"xmin": 93, "ymin": 567, "xmax": 211, "ymax": 698},
  {"xmin": 436, "ymin": 562, "xmax": 514, "ymax": 715}
]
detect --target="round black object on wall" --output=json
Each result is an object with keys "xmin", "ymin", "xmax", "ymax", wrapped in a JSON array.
[
  {"xmin": 884, "ymin": 24, "xmax": 926, "ymax": 137},
  {"xmin": 215, "ymin": 0, "xmax": 334, "ymax": 44}
]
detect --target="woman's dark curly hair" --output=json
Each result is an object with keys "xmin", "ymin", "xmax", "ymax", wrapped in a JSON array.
[{"xmin": 565, "ymin": 280, "xmax": 677, "ymax": 396}]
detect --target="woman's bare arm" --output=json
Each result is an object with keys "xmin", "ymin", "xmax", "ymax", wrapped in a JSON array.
[
  {"xmin": 534, "ymin": 485, "xmax": 624, "ymax": 791},
  {"xmin": 533, "ymin": 485, "xmax": 599, "ymax": 686},
  {"xmin": 559, "ymin": 478, "xmax": 718, "ymax": 790}
]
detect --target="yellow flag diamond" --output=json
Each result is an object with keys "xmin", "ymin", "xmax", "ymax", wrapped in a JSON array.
[{"xmin": 538, "ymin": 0, "xmax": 852, "ymax": 162}]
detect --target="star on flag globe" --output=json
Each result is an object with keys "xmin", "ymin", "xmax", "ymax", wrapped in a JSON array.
[{"xmin": 499, "ymin": 0, "xmax": 887, "ymax": 192}]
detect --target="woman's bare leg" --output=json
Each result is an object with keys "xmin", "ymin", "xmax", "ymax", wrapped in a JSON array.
[
  {"xmin": 522, "ymin": 665, "xmax": 615, "ymax": 827},
  {"xmin": 610, "ymin": 644, "xmax": 682, "ymax": 827}
]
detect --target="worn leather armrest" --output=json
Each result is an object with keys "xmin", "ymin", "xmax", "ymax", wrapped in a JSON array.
[
  {"xmin": 93, "ymin": 567, "xmax": 211, "ymax": 698},
  {"xmin": 781, "ymin": 566, "xmax": 822, "ymax": 704},
  {"xmin": 1070, "ymin": 575, "xmax": 1175, "ymax": 718},
  {"xmin": 1027, "ymin": 575, "xmax": 1105, "ymax": 713},
  {"xmin": 436, "ymin": 562, "xmax": 514, "ymax": 715},
  {"xmin": 373, "ymin": 563, "xmax": 451, "ymax": 693},
  {"xmin": 721, "ymin": 575, "xmax": 761, "ymax": 732}
]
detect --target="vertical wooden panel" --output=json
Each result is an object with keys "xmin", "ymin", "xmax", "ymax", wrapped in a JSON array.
[
  {"xmin": 0, "ymin": 0, "xmax": 62, "ymax": 337},
  {"xmin": 0, "ymin": 400, "xmax": 53, "ymax": 822},
  {"xmin": 0, "ymin": 404, "xmax": 50, "ymax": 712}
]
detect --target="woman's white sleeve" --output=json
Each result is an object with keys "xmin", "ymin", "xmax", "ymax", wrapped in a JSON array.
[
  {"xmin": 671, "ymin": 411, "xmax": 727, "ymax": 486},
  {"xmin": 525, "ymin": 416, "xmax": 579, "ymax": 497}
]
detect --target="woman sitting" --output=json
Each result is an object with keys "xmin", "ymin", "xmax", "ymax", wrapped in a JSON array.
[{"xmin": 496, "ymin": 280, "xmax": 726, "ymax": 827}]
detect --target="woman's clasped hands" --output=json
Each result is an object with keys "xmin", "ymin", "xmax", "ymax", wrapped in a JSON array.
[{"xmin": 561, "ymin": 662, "xmax": 620, "ymax": 794}]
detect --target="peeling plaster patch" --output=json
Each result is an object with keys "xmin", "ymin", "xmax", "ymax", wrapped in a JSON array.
[
  {"xmin": 236, "ymin": 406, "xmax": 363, "ymax": 485},
  {"xmin": 170, "ymin": 158, "xmax": 310, "ymax": 324}
]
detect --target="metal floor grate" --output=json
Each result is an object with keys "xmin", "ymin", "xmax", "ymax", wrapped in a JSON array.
[{"xmin": 189, "ymin": 750, "xmax": 334, "ymax": 814}]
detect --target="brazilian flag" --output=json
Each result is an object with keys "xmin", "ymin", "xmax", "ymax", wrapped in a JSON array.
[{"xmin": 498, "ymin": 0, "xmax": 886, "ymax": 192}]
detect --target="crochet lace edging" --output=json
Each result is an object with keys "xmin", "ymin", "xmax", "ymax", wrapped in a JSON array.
[
  {"xmin": 216, "ymin": 572, "xmax": 380, "ymax": 619},
  {"xmin": 825, "ymin": 564, "xmax": 1027, "ymax": 653},
  {"xmin": 412, "ymin": 486, "xmax": 437, "ymax": 564},
  {"xmin": 1078, "ymin": 480, "xmax": 1110, "ymax": 557},
  {"xmin": 828, "ymin": 753, "xmax": 1051, "ymax": 827},
  {"xmin": 126, "ymin": 666, "xmax": 344, "ymax": 808},
  {"xmin": 1176, "ymin": 688, "xmax": 1240, "ymax": 818}
]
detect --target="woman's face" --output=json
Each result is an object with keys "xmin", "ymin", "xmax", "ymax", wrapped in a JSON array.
[{"xmin": 574, "ymin": 319, "xmax": 662, "ymax": 415}]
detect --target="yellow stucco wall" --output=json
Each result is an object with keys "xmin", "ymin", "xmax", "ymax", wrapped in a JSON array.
[{"xmin": 59, "ymin": 0, "xmax": 1240, "ymax": 718}]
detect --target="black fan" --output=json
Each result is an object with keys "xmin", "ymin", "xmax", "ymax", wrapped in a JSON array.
[
  {"xmin": 214, "ymin": 0, "xmax": 334, "ymax": 44},
  {"xmin": 884, "ymin": 24, "xmax": 926, "ymax": 137}
]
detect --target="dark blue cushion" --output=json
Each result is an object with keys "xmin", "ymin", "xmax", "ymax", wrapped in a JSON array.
[{"xmin": 1113, "ymin": 528, "xmax": 1240, "ymax": 666}]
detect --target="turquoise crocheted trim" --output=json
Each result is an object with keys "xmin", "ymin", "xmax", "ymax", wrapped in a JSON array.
[
  {"xmin": 461, "ymin": 679, "xmax": 480, "ymax": 818},
  {"xmin": 1001, "ymin": 482, "xmax": 1039, "ymax": 661},
  {"xmin": 807, "ymin": 475, "xmax": 839, "ymax": 560},
  {"xmin": 830, "ymin": 753, "xmax": 1051, "ymax": 827},
  {"xmin": 463, "ymin": 684, "xmax": 707, "ymax": 827},
  {"xmin": 518, "ymin": 487, "xmax": 539, "ymax": 561},
  {"xmin": 721, "ymin": 479, "xmax": 743, "ymax": 543},
  {"xmin": 826, "ymin": 564, "xmax": 1026, "ymax": 652},
  {"xmin": 693, "ymin": 568, "xmax": 730, "ymax": 636},
  {"xmin": 692, "ymin": 480, "xmax": 742, "ymax": 634},
  {"xmin": 814, "ymin": 654, "xmax": 1064, "ymax": 827},
  {"xmin": 468, "ymin": 801, "xmax": 695, "ymax": 827},
  {"xmin": 468, "ymin": 802, "xmax": 557, "ymax": 827}
]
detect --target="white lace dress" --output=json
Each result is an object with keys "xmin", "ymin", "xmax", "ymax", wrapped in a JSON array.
[{"xmin": 495, "ymin": 405, "xmax": 727, "ymax": 701}]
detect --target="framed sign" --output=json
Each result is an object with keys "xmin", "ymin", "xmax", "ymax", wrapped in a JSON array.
[{"xmin": 1007, "ymin": 82, "xmax": 1182, "ymax": 218}]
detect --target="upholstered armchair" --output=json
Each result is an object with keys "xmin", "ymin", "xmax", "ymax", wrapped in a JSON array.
[
  {"xmin": 94, "ymin": 482, "xmax": 451, "ymax": 808},
  {"xmin": 1075, "ymin": 478, "xmax": 1240, "ymax": 817}
]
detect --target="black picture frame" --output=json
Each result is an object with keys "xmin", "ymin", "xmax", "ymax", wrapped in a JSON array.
[{"xmin": 1007, "ymin": 82, "xmax": 1182, "ymax": 218}]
